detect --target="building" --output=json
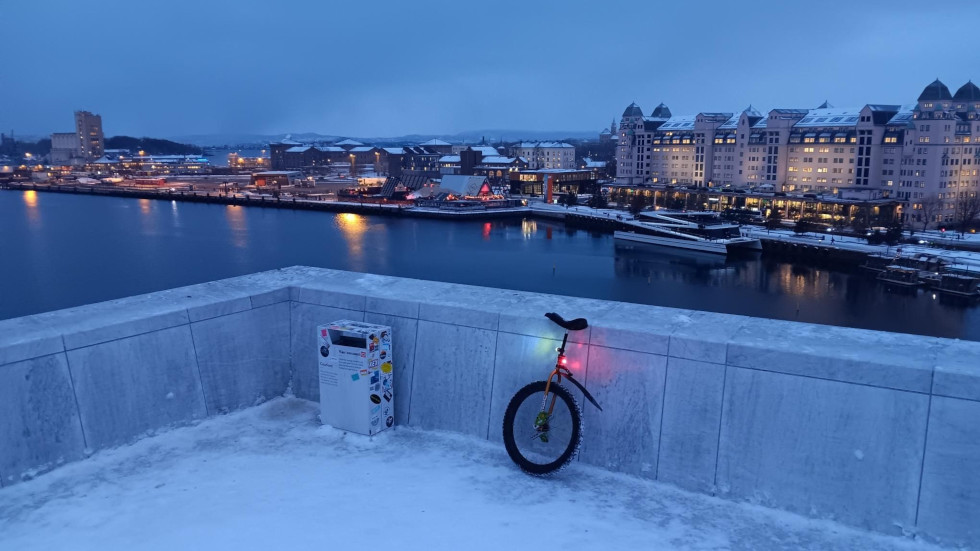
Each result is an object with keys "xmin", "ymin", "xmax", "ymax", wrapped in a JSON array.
[
  {"xmin": 401, "ymin": 146, "xmax": 443, "ymax": 178},
  {"xmin": 49, "ymin": 132, "xmax": 81, "ymax": 165},
  {"xmin": 511, "ymin": 142, "xmax": 576, "ymax": 169},
  {"xmin": 511, "ymin": 169, "xmax": 597, "ymax": 196},
  {"xmin": 0, "ymin": 133, "xmax": 15, "ymax": 156},
  {"xmin": 451, "ymin": 145, "xmax": 499, "ymax": 156},
  {"xmin": 582, "ymin": 157, "xmax": 609, "ymax": 180},
  {"xmin": 250, "ymin": 171, "xmax": 301, "ymax": 189},
  {"xmin": 270, "ymin": 137, "xmax": 302, "ymax": 169},
  {"xmin": 89, "ymin": 153, "xmax": 209, "ymax": 176},
  {"xmin": 228, "ymin": 152, "xmax": 270, "ymax": 170},
  {"xmin": 416, "ymin": 139, "xmax": 453, "ymax": 155},
  {"xmin": 74, "ymin": 111, "xmax": 104, "ymax": 160},
  {"xmin": 615, "ymin": 80, "xmax": 980, "ymax": 226}
]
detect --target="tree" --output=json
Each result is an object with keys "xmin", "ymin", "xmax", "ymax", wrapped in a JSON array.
[
  {"xmin": 587, "ymin": 193, "xmax": 608, "ymax": 209},
  {"xmin": 919, "ymin": 194, "xmax": 942, "ymax": 232},
  {"xmin": 850, "ymin": 207, "xmax": 869, "ymax": 235},
  {"xmin": 867, "ymin": 229, "xmax": 885, "ymax": 245},
  {"xmin": 669, "ymin": 194, "xmax": 686, "ymax": 210},
  {"xmin": 557, "ymin": 192, "xmax": 578, "ymax": 208},
  {"xmin": 794, "ymin": 216, "xmax": 819, "ymax": 234},
  {"xmin": 884, "ymin": 221, "xmax": 904, "ymax": 245},
  {"xmin": 954, "ymin": 194, "xmax": 980, "ymax": 234},
  {"xmin": 628, "ymin": 194, "xmax": 647, "ymax": 216},
  {"xmin": 765, "ymin": 208, "xmax": 783, "ymax": 230}
]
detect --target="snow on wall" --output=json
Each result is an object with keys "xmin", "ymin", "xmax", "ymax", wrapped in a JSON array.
[{"xmin": 0, "ymin": 266, "xmax": 978, "ymax": 547}]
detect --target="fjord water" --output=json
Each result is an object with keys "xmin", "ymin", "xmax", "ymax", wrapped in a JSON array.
[{"xmin": 2, "ymin": 190, "xmax": 978, "ymax": 340}]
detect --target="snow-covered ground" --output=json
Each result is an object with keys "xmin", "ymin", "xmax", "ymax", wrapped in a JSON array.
[
  {"xmin": 0, "ymin": 398, "xmax": 949, "ymax": 551},
  {"xmin": 740, "ymin": 227, "xmax": 980, "ymax": 272}
]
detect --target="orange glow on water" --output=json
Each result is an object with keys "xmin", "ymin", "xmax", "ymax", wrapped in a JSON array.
[{"xmin": 225, "ymin": 205, "xmax": 248, "ymax": 249}]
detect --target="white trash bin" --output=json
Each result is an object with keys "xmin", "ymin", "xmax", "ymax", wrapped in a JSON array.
[{"xmin": 317, "ymin": 320, "xmax": 393, "ymax": 435}]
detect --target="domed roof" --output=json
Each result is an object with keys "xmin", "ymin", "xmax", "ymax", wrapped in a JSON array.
[
  {"xmin": 622, "ymin": 102, "xmax": 644, "ymax": 118},
  {"xmin": 650, "ymin": 103, "xmax": 672, "ymax": 119},
  {"xmin": 953, "ymin": 81, "xmax": 980, "ymax": 102},
  {"xmin": 918, "ymin": 79, "xmax": 952, "ymax": 102}
]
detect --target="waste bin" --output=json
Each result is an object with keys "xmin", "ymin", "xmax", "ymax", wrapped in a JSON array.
[{"xmin": 318, "ymin": 320, "xmax": 393, "ymax": 435}]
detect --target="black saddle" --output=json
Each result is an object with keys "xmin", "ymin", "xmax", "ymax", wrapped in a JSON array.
[{"xmin": 545, "ymin": 312, "xmax": 589, "ymax": 331}]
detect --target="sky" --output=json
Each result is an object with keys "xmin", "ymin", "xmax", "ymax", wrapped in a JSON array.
[{"xmin": 4, "ymin": 0, "xmax": 980, "ymax": 140}]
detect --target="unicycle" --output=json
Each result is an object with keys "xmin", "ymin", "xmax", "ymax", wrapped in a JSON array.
[{"xmin": 502, "ymin": 312, "xmax": 602, "ymax": 475}]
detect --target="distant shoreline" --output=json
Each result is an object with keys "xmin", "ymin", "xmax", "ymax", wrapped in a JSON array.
[{"xmin": 0, "ymin": 182, "xmax": 531, "ymax": 221}]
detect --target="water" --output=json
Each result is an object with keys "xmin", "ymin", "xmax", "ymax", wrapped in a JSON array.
[{"xmin": 2, "ymin": 190, "xmax": 978, "ymax": 340}]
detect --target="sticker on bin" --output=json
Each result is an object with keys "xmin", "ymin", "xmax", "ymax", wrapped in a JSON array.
[{"xmin": 318, "ymin": 320, "xmax": 393, "ymax": 436}]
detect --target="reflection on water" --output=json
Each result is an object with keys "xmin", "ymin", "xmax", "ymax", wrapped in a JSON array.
[
  {"xmin": 336, "ymin": 213, "xmax": 367, "ymax": 270},
  {"xmin": 3, "ymin": 191, "xmax": 978, "ymax": 341},
  {"xmin": 522, "ymin": 219, "xmax": 537, "ymax": 239},
  {"xmin": 23, "ymin": 190, "xmax": 39, "ymax": 226},
  {"xmin": 137, "ymin": 198, "xmax": 158, "ymax": 234},
  {"xmin": 225, "ymin": 205, "xmax": 247, "ymax": 248}
]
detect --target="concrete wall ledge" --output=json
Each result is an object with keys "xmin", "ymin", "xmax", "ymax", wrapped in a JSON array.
[{"xmin": 1, "ymin": 266, "xmax": 978, "ymax": 547}]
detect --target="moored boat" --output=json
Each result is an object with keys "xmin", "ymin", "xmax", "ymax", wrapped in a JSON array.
[
  {"xmin": 877, "ymin": 265, "xmax": 921, "ymax": 287},
  {"xmin": 613, "ymin": 211, "xmax": 761, "ymax": 255}
]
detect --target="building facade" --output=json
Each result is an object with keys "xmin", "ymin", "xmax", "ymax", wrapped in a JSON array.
[
  {"xmin": 74, "ymin": 111, "xmax": 104, "ymax": 160},
  {"xmin": 510, "ymin": 142, "xmax": 576, "ymax": 169},
  {"xmin": 615, "ymin": 80, "xmax": 980, "ymax": 225},
  {"xmin": 49, "ymin": 132, "xmax": 81, "ymax": 165}
]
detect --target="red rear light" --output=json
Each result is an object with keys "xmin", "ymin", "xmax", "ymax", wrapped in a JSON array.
[{"xmin": 559, "ymin": 356, "xmax": 568, "ymax": 366}]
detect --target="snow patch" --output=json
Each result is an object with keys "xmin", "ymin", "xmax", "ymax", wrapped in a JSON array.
[{"xmin": 0, "ymin": 398, "xmax": 946, "ymax": 551}]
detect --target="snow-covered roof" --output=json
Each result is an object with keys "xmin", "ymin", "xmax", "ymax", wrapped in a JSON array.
[
  {"xmin": 438, "ymin": 175, "xmax": 490, "ymax": 196},
  {"xmin": 348, "ymin": 146, "xmax": 374, "ymax": 152},
  {"xmin": 516, "ymin": 142, "xmax": 574, "ymax": 149},
  {"xmin": 584, "ymin": 160, "xmax": 607, "ymax": 168},
  {"xmin": 315, "ymin": 146, "xmax": 345, "ymax": 152},
  {"xmin": 418, "ymin": 138, "xmax": 451, "ymax": 146},
  {"xmin": 382, "ymin": 147, "xmax": 406, "ymax": 155},
  {"xmin": 274, "ymin": 137, "xmax": 302, "ymax": 145},
  {"xmin": 886, "ymin": 105, "xmax": 917, "ymax": 126},
  {"xmin": 751, "ymin": 118, "xmax": 769, "ymax": 129},
  {"xmin": 656, "ymin": 115, "xmax": 696, "ymax": 131},
  {"xmin": 717, "ymin": 114, "xmax": 740, "ymax": 130},
  {"xmin": 285, "ymin": 146, "xmax": 310, "ymax": 153},
  {"xmin": 336, "ymin": 139, "xmax": 364, "ymax": 146},
  {"xmin": 793, "ymin": 108, "xmax": 861, "ymax": 128},
  {"xmin": 480, "ymin": 155, "xmax": 521, "ymax": 164},
  {"xmin": 439, "ymin": 155, "xmax": 461, "ymax": 163}
]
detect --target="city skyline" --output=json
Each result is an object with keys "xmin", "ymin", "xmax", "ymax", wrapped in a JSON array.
[{"xmin": 4, "ymin": 1, "xmax": 980, "ymax": 138}]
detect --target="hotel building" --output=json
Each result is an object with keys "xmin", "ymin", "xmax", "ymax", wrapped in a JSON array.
[{"xmin": 616, "ymin": 80, "xmax": 980, "ymax": 224}]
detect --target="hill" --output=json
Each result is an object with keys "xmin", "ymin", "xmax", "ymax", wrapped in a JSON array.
[{"xmin": 105, "ymin": 136, "xmax": 202, "ymax": 155}]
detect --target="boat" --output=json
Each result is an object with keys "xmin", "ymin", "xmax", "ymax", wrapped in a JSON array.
[
  {"xmin": 877, "ymin": 265, "xmax": 921, "ymax": 287},
  {"xmin": 613, "ymin": 210, "xmax": 762, "ymax": 255},
  {"xmin": 861, "ymin": 253, "xmax": 896, "ymax": 273},
  {"xmin": 931, "ymin": 273, "xmax": 980, "ymax": 297}
]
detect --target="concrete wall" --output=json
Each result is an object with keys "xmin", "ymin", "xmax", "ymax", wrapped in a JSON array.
[{"xmin": 1, "ymin": 266, "xmax": 978, "ymax": 547}]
